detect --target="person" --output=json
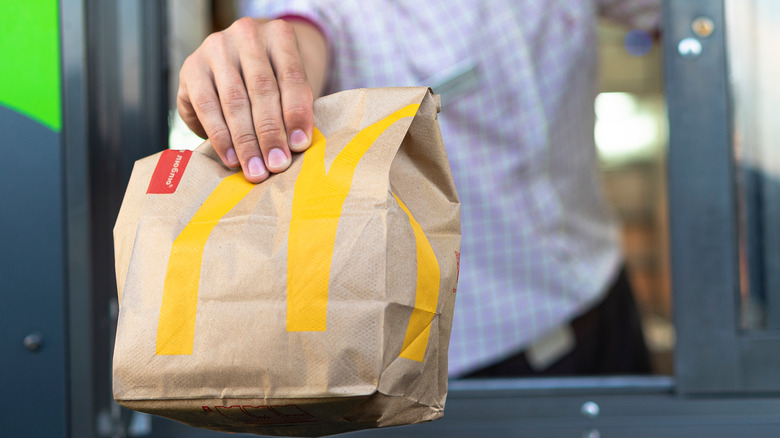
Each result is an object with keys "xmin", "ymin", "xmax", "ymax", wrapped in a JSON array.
[{"xmin": 177, "ymin": 0, "xmax": 659, "ymax": 377}]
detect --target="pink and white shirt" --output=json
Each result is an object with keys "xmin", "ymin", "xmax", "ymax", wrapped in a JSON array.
[{"xmin": 243, "ymin": 0, "xmax": 661, "ymax": 376}]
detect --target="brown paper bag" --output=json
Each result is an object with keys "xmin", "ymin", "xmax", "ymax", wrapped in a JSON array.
[{"xmin": 113, "ymin": 87, "xmax": 461, "ymax": 436}]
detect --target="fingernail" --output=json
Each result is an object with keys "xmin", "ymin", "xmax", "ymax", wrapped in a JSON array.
[
  {"xmin": 226, "ymin": 147, "xmax": 239, "ymax": 166},
  {"xmin": 248, "ymin": 156, "xmax": 267, "ymax": 177},
  {"xmin": 289, "ymin": 130, "xmax": 309, "ymax": 151},
  {"xmin": 268, "ymin": 148, "xmax": 289, "ymax": 169}
]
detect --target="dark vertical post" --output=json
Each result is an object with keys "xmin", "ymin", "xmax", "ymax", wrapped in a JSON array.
[
  {"xmin": 61, "ymin": 0, "xmax": 96, "ymax": 436},
  {"xmin": 665, "ymin": 0, "xmax": 741, "ymax": 393},
  {"xmin": 70, "ymin": 0, "xmax": 169, "ymax": 435}
]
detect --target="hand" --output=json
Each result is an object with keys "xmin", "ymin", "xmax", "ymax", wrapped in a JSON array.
[{"xmin": 177, "ymin": 17, "xmax": 328, "ymax": 183}]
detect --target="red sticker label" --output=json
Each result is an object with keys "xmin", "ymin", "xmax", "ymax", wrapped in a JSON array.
[{"xmin": 147, "ymin": 149, "xmax": 193, "ymax": 194}]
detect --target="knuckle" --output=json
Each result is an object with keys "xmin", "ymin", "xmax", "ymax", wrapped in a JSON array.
[
  {"xmin": 221, "ymin": 86, "xmax": 250, "ymax": 110},
  {"xmin": 232, "ymin": 132, "xmax": 259, "ymax": 149},
  {"xmin": 176, "ymin": 86, "xmax": 189, "ymax": 104},
  {"xmin": 269, "ymin": 19, "xmax": 295, "ymax": 38},
  {"xmin": 179, "ymin": 55, "xmax": 202, "ymax": 82},
  {"xmin": 283, "ymin": 105, "xmax": 309, "ymax": 122},
  {"xmin": 231, "ymin": 17, "xmax": 259, "ymax": 38},
  {"xmin": 247, "ymin": 74, "xmax": 279, "ymax": 97},
  {"xmin": 193, "ymin": 94, "xmax": 220, "ymax": 113},
  {"xmin": 179, "ymin": 55, "xmax": 194, "ymax": 74},
  {"xmin": 233, "ymin": 16, "xmax": 255, "ymax": 29},
  {"xmin": 279, "ymin": 65, "xmax": 308, "ymax": 85},
  {"xmin": 203, "ymin": 31, "xmax": 225, "ymax": 49},
  {"xmin": 207, "ymin": 125, "xmax": 231, "ymax": 146},
  {"xmin": 253, "ymin": 118, "xmax": 284, "ymax": 142}
]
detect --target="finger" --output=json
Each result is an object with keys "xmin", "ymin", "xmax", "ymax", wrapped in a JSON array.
[
  {"xmin": 207, "ymin": 34, "xmax": 271, "ymax": 183},
  {"xmin": 176, "ymin": 81, "xmax": 207, "ymax": 139},
  {"xmin": 266, "ymin": 19, "xmax": 314, "ymax": 153},
  {"xmin": 230, "ymin": 21, "xmax": 292, "ymax": 174},
  {"xmin": 180, "ymin": 52, "xmax": 240, "ymax": 169},
  {"xmin": 237, "ymin": 59, "xmax": 292, "ymax": 174}
]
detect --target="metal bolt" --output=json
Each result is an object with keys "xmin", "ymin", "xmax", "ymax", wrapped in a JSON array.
[
  {"xmin": 692, "ymin": 17, "xmax": 715, "ymax": 38},
  {"xmin": 678, "ymin": 38, "xmax": 702, "ymax": 58},
  {"xmin": 23, "ymin": 333, "xmax": 43, "ymax": 352},
  {"xmin": 581, "ymin": 401, "xmax": 600, "ymax": 418}
]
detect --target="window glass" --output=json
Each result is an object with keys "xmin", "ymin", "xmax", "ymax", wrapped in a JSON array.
[{"xmin": 727, "ymin": 0, "xmax": 780, "ymax": 330}]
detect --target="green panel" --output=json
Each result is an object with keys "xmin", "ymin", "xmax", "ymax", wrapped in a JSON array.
[{"xmin": 0, "ymin": 0, "xmax": 62, "ymax": 131}]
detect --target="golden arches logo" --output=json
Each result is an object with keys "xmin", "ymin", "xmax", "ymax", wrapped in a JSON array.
[
  {"xmin": 155, "ymin": 172, "xmax": 254, "ymax": 355},
  {"xmin": 155, "ymin": 103, "xmax": 439, "ymax": 362}
]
